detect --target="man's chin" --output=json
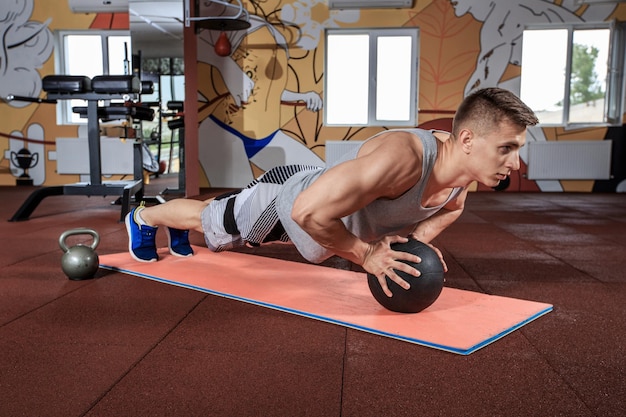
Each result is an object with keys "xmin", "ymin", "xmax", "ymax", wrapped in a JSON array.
[
  {"xmin": 478, "ymin": 179, "xmax": 503, "ymax": 189},
  {"xmin": 481, "ymin": 178, "xmax": 502, "ymax": 187}
]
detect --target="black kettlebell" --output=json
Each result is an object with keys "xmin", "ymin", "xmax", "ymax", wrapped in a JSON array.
[{"xmin": 59, "ymin": 228, "xmax": 100, "ymax": 281}]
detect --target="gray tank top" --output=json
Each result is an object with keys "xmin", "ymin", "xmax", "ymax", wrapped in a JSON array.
[{"xmin": 275, "ymin": 128, "xmax": 464, "ymax": 263}]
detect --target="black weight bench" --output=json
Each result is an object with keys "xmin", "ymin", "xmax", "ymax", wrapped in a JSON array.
[
  {"xmin": 72, "ymin": 103, "xmax": 155, "ymax": 122},
  {"xmin": 9, "ymin": 75, "xmax": 152, "ymax": 222}
]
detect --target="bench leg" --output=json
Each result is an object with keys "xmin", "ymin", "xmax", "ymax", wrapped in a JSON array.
[
  {"xmin": 8, "ymin": 186, "xmax": 65, "ymax": 222},
  {"xmin": 118, "ymin": 183, "xmax": 146, "ymax": 222}
]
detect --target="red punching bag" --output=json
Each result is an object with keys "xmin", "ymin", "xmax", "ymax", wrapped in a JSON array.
[{"xmin": 214, "ymin": 32, "xmax": 231, "ymax": 57}]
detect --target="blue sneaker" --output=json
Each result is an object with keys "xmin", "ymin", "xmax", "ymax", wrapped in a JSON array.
[
  {"xmin": 166, "ymin": 227, "xmax": 194, "ymax": 257},
  {"xmin": 125, "ymin": 207, "xmax": 158, "ymax": 262}
]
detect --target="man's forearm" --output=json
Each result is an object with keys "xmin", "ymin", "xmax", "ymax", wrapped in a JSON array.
[
  {"xmin": 298, "ymin": 216, "xmax": 371, "ymax": 265},
  {"xmin": 411, "ymin": 208, "xmax": 463, "ymax": 243}
]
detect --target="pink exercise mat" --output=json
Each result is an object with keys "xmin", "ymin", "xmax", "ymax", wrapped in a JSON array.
[{"xmin": 99, "ymin": 246, "xmax": 552, "ymax": 355}]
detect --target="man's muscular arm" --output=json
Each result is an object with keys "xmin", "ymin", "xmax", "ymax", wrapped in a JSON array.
[
  {"xmin": 410, "ymin": 188, "xmax": 468, "ymax": 272},
  {"xmin": 290, "ymin": 133, "xmax": 423, "ymax": 296}
]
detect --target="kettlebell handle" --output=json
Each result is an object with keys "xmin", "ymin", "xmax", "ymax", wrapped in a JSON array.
[{"xmin": 59, "ymin": 228, "xmax": 100, "ymax": 253}]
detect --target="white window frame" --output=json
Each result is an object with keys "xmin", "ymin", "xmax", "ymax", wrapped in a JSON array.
[
  {"xmin": 520, "ymin": 22, "xmax": 625, "ymax": 128},
  {"xmin": 324, "ymin": 27, "xmax": 419, "ymax": 127},
  {"xmin": 54, "ymin": 30, "xmax": 131, "ymax": 124}
]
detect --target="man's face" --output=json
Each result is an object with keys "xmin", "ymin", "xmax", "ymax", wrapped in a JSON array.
[{"xmin": 469, "ymin": 122, "xmax": 526, "ymax": 188}]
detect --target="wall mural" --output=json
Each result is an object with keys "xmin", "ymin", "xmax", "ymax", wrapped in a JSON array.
[
  {"xmin": 196, "ymin": 0, "xmax": 331, "ymax": 187},
  {"xmin": 0, "ymin": 0, "xmax": 53, "ymax": 186},
  {"xmin": 0, "ymin": 1, "xmax": 124, "ymax": 187},
  {"xmin": 0, "ymin": 0, "xmax": 53, "ymax": 109},
  {"xmin": 450, "ymin": 0, "xmax": 620, "ymax": 192},
  {"xmin": 1, "ymin": 0, "xmax": 624, "ymax": 192},
  {"xmin": 195, "ymin": 0, "xmax": 625, "ymax": 192}
]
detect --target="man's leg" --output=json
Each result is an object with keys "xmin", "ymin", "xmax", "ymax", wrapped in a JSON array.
[
  {"xmin": 139, "ymin": 198, "xmax": 211, "ymax": 233},
  {"xmin": 125, "ymin": 198, "xmax": 211, "ymax": 262},
  {"xmin": 125, "ymin": 165, "xmax": 319, "ymax": 262}
]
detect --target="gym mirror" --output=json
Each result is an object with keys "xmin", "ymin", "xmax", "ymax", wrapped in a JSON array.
[{"xmin": 129, "ymin": 0, "xmax": 185, "ymax": 191}]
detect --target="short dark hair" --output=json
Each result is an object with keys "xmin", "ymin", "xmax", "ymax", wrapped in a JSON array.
[{"xmin": 452, "ymin": 88, "xmax": 539, "ymax": 137}]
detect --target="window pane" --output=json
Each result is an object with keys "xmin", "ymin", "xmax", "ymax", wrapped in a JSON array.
[
  {"xmin": 326, "ymin": 34, "xmax": 370, "ymax": 125},
  {"xmin": 66, "ymin": 35, "xmax": 103, "ymax": 77},
  {"xmin": 568, "ymin": 28, "xmax": 609, "ymax": 123},
  {"xmin": 520, "ymin": 29, "xmax": 567, "ymax": 124},
  {"xmin": 161, "ymin": 74, "xmax": 186, "ymax": 102},
  {"xmin": 65, "ymin": 35, "xmax": 104, "ymax": 123},
  {"xmin": 376, "ymin": 36, "xmax": 412, "ymax": 121},
  {"xmin": 606, "ymin": 23, "xmax": 625, "ymax": 124},
  {"xmin": 108, "ymin": 35, "xmax": 132, "ymax": 75}
]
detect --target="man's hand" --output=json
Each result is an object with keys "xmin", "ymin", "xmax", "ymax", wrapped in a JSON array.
[
  {"xmin": 417, "ymin": 240, "xmax": 448, "ymax": 273},
  {"xmin": 362, "ymin": 235, "xmax": 421, "ymax": 298}
]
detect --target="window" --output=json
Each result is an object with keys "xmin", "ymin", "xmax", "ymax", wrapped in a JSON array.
[
  {"xmin": 520, "ymin": 22, "xmax": 625, "ymax": 127},
  {"xmin": 324, "ymin": 28, "xmax": 419, "ymax": 126},
  {"xmin": 55, "ymin": 30, "xmax": 131, "ymax": 124}
]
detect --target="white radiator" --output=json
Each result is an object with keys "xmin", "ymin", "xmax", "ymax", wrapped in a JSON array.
[
  {"xmin": 325, "ymin": 140, "xmax": 363, "ymax": 167},
  {"xmin": 56, "ymin": 137, "xmax": 134, "ymax": 175},
  {"xmin": 527, "ymin": 140, "xmax": 612, "ymax": 180}
]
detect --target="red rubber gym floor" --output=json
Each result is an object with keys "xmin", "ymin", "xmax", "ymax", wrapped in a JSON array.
[{"xmin": 1, "ymin": 178, "xmax": 625, "ymax": 417}]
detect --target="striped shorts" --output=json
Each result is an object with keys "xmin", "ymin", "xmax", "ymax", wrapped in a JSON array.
[{"xmin": 201, "ymin": 165, "xmax": 322, "ymax": 252}]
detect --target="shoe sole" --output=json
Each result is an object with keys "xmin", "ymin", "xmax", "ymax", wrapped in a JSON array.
[
  {"xmin": 125, "ymin": 211, "xmax": 158, "ymax": 263},
  {"xmin": 165, "ymin": 227, "xmax": 194, "ymax": 257}
]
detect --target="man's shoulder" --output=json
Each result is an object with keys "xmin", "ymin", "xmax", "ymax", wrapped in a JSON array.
[
  {"xmin": 360, "ymin": 130, "xmax": 424, "ymax": 159},
  {"xmin": 370, "ymin": 128, "xmax": 430, "ymax": 145}
]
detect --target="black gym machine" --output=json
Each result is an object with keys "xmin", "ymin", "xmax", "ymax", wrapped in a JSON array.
[
  {"xmin": 161, "ymin": 100, "xmax": 186, "ymax": 195},
  {"xmin": 9, "ymin": 74, "xmax": 158, "ymax": 222}
]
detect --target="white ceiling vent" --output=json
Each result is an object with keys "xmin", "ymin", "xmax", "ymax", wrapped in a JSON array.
[
  {"xmin": 68, "ymin": 0, "xmax": 129, "ymax": 14},
  {"xmin": 328, "ymin": 0, "xmax": 414, "ymax": 9}
]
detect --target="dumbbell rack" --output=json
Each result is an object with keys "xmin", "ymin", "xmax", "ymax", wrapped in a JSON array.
[{"xmin": 9, "ymin": 75, "xmax": 147, "ymax": 222}]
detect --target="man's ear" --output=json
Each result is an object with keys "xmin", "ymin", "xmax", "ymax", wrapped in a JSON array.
[{"xmin": 458, "ymin": 128, "xmax": 473, "ymax": 154}]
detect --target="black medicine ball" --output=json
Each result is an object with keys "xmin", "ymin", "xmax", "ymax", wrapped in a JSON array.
[{"xmin": 367, "ymin": 238, "xmax": 444, "ymax": 313}]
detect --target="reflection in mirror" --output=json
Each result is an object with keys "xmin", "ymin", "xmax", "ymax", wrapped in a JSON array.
[{"xmin": 129, "ymin": 0, "xmax": 185, "ymax": 187}]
